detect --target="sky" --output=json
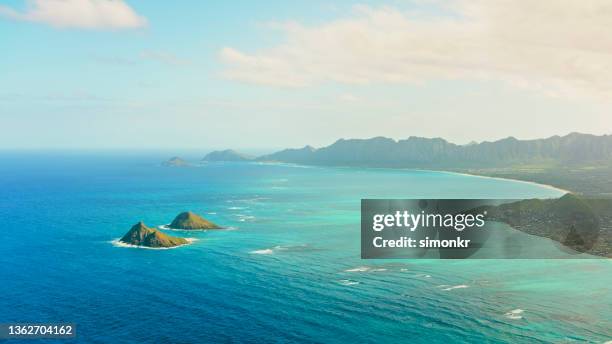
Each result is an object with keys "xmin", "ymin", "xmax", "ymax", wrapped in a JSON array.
[{"xmin": 1, "ymin": 0, "xmax": 612, "ymax": 151}]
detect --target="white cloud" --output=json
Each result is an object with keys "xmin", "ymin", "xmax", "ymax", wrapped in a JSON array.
[
  {"xmin": 0, "ymin": 0, "xmax": 147, "ymax": 29},
  {"xmin": 220, "ymin": 1, "xmax": 612, "ymax": 99}
]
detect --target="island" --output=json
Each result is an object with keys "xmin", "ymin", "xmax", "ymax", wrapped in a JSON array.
[
  {"xmin": 169, "ymin": 211, "xmax": 222, "ymax": 230},
  {"xmin": 202, "ymin": 149, "xmax": 252, "ymax": 162},
  {"xmin": 162, "ymin": 156, "xmax": 190, "ymax": 167},
  {"xmin": 120, "ymin": 222, "xmax": 189, "ymax": 248}
]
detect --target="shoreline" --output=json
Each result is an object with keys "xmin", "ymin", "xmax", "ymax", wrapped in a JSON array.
[
  {"xmin": 253, "ymin": 161, "xmax": 571, "ymax": 196},
  {"xmin": 158, "ymin": 224, "xmax": 235, "ymax": 231},
  {"xmin": 110, "ymin": 238, "xmax": 197, "ymax": 250},
  {"xmin": 431, "ymin": 170, "xmax": 571, "ymax": 196}
]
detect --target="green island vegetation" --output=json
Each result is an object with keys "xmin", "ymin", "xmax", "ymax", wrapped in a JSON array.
[
  {"xmin": 120, "ymin": 222, "xmax": 189, "ymax": 248},
  {"xmin": 169, "ymin": 211, "xmax": 222, "ymax": 230}
]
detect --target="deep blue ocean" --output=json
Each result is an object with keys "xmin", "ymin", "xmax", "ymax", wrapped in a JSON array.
[{"xmin": 1, "ymin": 152, "xmax": 610, "ymax": 343}]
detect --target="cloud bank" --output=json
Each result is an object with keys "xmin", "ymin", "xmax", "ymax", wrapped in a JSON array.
[
  {"xmin": 221, "ymin": 1, "xmax": 612, "ymax": 99},
  {"xmin": 0, "ymin": 0, "xmax": 147, "ymax": 29}
]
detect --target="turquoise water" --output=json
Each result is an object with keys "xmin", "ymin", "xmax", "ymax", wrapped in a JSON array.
[{"xmin": 1, "ymin": 153, "xmax": 610, "ymax": 343}]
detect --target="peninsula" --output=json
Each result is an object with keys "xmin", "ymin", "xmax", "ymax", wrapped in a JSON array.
[{"xmin": 471, "ymin": 194, "xmax": 611, "ymax": 257}]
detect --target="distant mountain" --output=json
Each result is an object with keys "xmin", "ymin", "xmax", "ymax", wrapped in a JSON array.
[
  {"xmin": 120, "ymin": 222, "xmax": 188, "ymax": 248},
  {"xmin": 162, "ymin": 156, "xmax": 190, "ymax": 167},
  {"xmin": 257, "ymin": 133, "xmax": 612, "ymax": 168},
  {"xmin": 258, "ymin": 145, "xmax": 316, "ymax": 162},
  {"xmin": 169, "ymin": 211, "xmax": 221, "ymax": 230},
  {"xmin": 203, "ymin": 149, "xmax": 252, "ymax": 162}
]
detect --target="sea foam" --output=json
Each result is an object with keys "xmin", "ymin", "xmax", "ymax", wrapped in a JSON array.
[
  {"xmin": 249, "ymin": 244, "xmax": 311, "ymax": 255},
  {"xmin": 440, "ymin": 285, "xmax": 469, "ymax": 291},
  {"xmin": 338, "ymin": 279, "xmax": 360, "ymax": 286},
  {"xmin": 158, "ymin": 224, "xmax": 211, "ymax": 232},
  {"xmin": 110, "ymin": 238, "xmax": 196, "ymax": 250},
  {"xmin": 235, "ymin": 214, "xmax": 256, "ymax": 222},
  {"xmin": 345, "ymin": 266, "xmax": 371, "ymax": 272},
  {"xmin": 345, "ymin": 266, "xmax": 388, "ymax": 273},
  {"xmin": 250, "ymin": 248, "xmax": 274, "ymax": 255},
  {"xmin": 504, "ymin": 309, "xmax": 525, "ymax": 320}
]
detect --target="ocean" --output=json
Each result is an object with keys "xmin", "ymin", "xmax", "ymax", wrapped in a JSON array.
[{"xmin": 1, "ymin": 152, "xmax": 610, "ymax": 343}]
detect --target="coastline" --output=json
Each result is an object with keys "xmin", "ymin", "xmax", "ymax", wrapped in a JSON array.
[
  {"xmin": 432, "ymin": 170, "xmax": 572, "ymax": 196},
  {"xmin": 254, "ymin": 161, "xmax": 572, "ymax": 196}
]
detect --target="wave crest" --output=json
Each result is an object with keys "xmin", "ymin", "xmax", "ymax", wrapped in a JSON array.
[
  {"xmin": 249, "ymin": 244, "xmax": 312, "ymax": 255},
  {"xmin": 344, "ymin": 266, "xmax": 388, "ymax": 273},
  {"xmin": 504, "ymin": 309, "xmax": 525, "ymax": 320},
  {"xmin": 110, "ymin": 238, "xmax": 196, "ymax": 250},
  {"xmin": 338, "ymin": 279, "xmax": 360, "ymax": 286},
  {"xmin": 439, "ymin": 284, "xmax": 469, "ymax": 291}
]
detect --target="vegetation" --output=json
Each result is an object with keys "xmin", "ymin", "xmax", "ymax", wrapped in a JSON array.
[
  {"xmin": 474, "ymin": 194, "xmax": 612, "ymax": 257},
  {"xmin": 257, "ymin": 132, "xmax": 612, "ymax": 169},
  {"xmin": 252, "ymin": 132, "xmax": 612, "ymax": 196},
  {"xmin": 120, "ymin": 222, "xmax": 188, "ymax": 248},
  {"xmin": 460, "ymin": 165, "xmax": 612, "ymax": 196},
  {"xmin": 169, "ymin": 211, "xmax": 221, "ymax": 230}
]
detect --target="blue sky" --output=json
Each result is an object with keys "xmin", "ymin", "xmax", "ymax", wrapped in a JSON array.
[{"xmin": 1, "ymin": 0, "xmax": 611, "ymax": 150}]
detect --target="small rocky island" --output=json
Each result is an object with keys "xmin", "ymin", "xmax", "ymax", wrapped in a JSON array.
[
  {"xmin": 162, "ymin": 156, "xmax": 190, "ymax": 167},
  {"xmin": 120, "ymin": 222, "xmax": 189, "ymax": 248},
  {"xmin": 202, "ymin": 149, "xmax": 252, "ymax": 162},
  {"xmin": 169, "ymin": 211, "xmax": 221, "ymax": 230}
]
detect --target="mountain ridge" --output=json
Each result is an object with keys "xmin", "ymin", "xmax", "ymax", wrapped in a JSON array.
[
  {"xmin": 255, "ymin": 132, "xmax": 612, "ymax": 168},
  {"xmin": 203, "ymin": 149, "xmax": 253, "ymax": 162}
]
